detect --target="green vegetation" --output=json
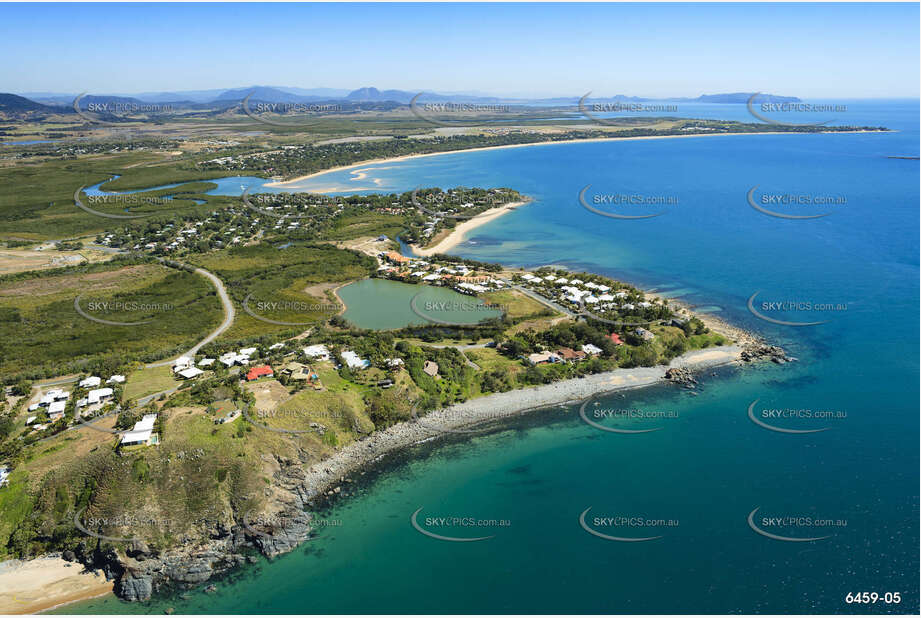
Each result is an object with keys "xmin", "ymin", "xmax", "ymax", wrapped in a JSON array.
[{"xmin": 0, "ymin": 257, "xmax": 222, "ymax": 381}]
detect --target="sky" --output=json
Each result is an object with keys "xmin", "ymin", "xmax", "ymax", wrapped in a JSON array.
[{"xmin": 0, "ymin": 2, "xmax": 918, "ymax": 98}]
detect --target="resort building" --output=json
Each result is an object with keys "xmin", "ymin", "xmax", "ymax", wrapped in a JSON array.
[{"xmin": 341, "ymin": 350, "xmax": 370, "ymax": 370}]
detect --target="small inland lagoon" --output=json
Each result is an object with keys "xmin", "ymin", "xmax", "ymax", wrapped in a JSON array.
[{"xmin": 337, "ymin": 278, "xmax": 503, "ymax": 330}]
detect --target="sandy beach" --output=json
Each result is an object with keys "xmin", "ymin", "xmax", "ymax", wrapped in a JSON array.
[
  {"xmin": 408, "ymin": 200, "xmax": 529, "ymax": 256},
  {"xmin": 265, "ymin": 130, "xmax": 875, "ymax": 190},
  {"xmin": 0, "ymin": 556, "xmax": 112, "ymax": 614},
  {"xmin": 302, "ymin": 345, "xmax": 743, "ymax": 498}
]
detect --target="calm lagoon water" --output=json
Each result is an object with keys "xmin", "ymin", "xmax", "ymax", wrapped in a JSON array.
[
  {"xmin": 337, "ymin": 279, "xmax": 502, "ymax": 330},
  {"xmin": 65, "ymin": 101, "xmax": 919, "ymax": 614}
]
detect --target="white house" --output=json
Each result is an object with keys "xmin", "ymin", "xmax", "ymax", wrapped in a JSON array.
[
  {"xmin": 107, "ymin": 375, "xmax": 126, "ymax": 384},
  {"xmin": 269, "ymin": 342, "xmax": 285, "ymax": 350},
  {"xmin": 79, "ymin": 376, "xmax": 102, "ymax": 389},
  {"xmin": 48, "ymin": 400, "xmax": 66, "ymax": 417},
  {"xmin": 86, "ymin": 387, "xmax": 114, "ymax": 405},
  {"xmin": 120, "ymin": 414, "xmax": 158, "ymax": 447},
  {"xmin": 341, "ymin": 350, "xmax": 370, "ymax": 370},
  {"xmin": 303, "ymin": 344, "xmax": 330, "ymax": 361},
  {"xmin": 177, "ymin": 367, "xmax": 204, "ymax": 380},
  {"xmin": 239, "ymin": 347, "xmax": 258, "ymax": 357},
  {"xmin": 582, "ymin": 343, "xmax": 603, "ymax": 356},
  {"xmin": 198, "ymin": 358, "xmax": 215, "ymax": 367}
]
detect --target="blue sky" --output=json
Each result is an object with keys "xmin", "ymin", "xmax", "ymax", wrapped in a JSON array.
[{"xmin": 1, "ymin": 3, "xmax": 918, "ymax": 98}]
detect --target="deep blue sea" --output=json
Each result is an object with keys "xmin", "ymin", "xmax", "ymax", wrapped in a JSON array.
[{"xmin": 65, "ymin": 100, "xmax": 919, "ymax": 614}]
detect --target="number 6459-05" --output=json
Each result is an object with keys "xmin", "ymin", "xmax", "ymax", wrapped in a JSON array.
[{"xmin": 845, "ymin": 592, "xmax": 901, "ymax": 604}]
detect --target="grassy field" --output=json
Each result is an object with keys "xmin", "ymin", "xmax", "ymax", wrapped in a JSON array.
[
  {"xmin": 0, "ymin": 261, "xmax": 223, "ymax": 379},
  {"xmin": 482, "ymin": 289, "xmax": 556, "ymax": 320},
  {"xmin": 189, "ymin": 242, "xmax": 376, "ymax": 343},
  {"xmin": 123, "ymin": 365, "xmax": 180, "ymax": 402}
]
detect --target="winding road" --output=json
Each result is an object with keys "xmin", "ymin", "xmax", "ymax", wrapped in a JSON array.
[{"xmin": 145, "ymin": 262, "xmax": 235, "ymax": 368}]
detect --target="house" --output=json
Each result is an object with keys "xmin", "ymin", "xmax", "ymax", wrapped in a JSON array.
[
  {"xmin": 48, "ymin": 400, "xmax": 66, "ymax": 419},
  {"xmin": 107, "ymin": 375, "xmax": 126, "ymax": 384},
  {"xmin": 555, "ymin": 347, "xmax": 587, "ymax": 362},
  {"xmin": 239, "ymin": 347, "xmax": 258, "ymax": 357},
  {"xmin": 219, "ymin": 352, "xmax": 249, "ymax": 367},
  {"xmin": 79, "ymin": 376, "xmax": 102, "ymax": 389},
  {"xmin": 282, "ymin": 361, "xmax": 306, "ymax": 374},
  {"xmin": 582, "ymin": 343, "xmax": 603, "ymax": 356},
  {"xmin": 246, "ymin": 365, "xmax": 274, "ymax": 381},
  {"xmin": 608, "ymin": 333, "xmax": 625, "ymax": 346},
  {"xmin": 341, "ymin": 350, "xmax": 370, "ymax": 370},
  {"xmin": 528, "ymin": 351, "xmax": 559, "ymax": 365},
  {"xmin": 178, "ymin": 367, "xmax": 205, "ymax": 380},
  {"xmin": 386, "ymin": 358, "xmax": 404, "ymax": 368},
  {"xmin": 120, "ymin": 414, "xmax": 158, "ymax": 447},
  {"xmin": 173, "ymin": 357, "xmax": 194, "ymax": 373},
  {"xmin": 25, "ymin": 416, "xmax": 37, "ymax": 425},
  {"xmin": 303, "ymin": 344, "xmax": 330, "ymax": 361},
  {"xmin": 86, "ymin": 387, "xmax": 114, "ymax": 405},
  {"xmin": 635, "ymin": 327, "xmax": 655, "ymax": 341},
  {"xmin": 27, "ymin": 403, "xmax": 40, "ymax": 412},
  {"xmin": 269, "ymin": 342, "xmax": 285, "ymax": 350},
  {"xmin": 198, "ymin": 358, "xmax": 216, "ymax": 367},
  {"xmin": 423, "ymin": 360, "xmax": 440, "ymax": 377},
  {"xmin": 0, "ymin": 466, "xmax": 9, "ymax": 488}
]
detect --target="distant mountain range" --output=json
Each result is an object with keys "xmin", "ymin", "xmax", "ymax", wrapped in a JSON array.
[{"xmin": 1, "ymin": 86, "xmax": 802, "ymax": 116}]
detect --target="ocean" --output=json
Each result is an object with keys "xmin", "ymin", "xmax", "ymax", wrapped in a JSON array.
[{"xmin": 63, "ymin": 100, "xmax": 919, "ymax": 614}]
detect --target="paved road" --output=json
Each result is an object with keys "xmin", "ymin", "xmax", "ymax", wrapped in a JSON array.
[
  {"xmin": 508, "ymin": 283, "xmax": 578, "ymax": 318},
  {"xmin": 146, "ymin": 262, "xmax": 235, "ymax": 368}
]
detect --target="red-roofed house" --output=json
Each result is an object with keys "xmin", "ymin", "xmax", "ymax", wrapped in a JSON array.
[
  {"xmin": 608, "ymin": 333, "xmax": 624, "ymax": 345},
  {"xmin": 246, "ymin": 365, "xmax": 274, "ymax": 381}
]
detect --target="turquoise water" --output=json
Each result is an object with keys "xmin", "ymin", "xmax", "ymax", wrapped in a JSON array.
[
  {"xmin": 65, "ymin": 101, "xmax": 919, "ymax": 614},
  {"xmin": 337, "ymin": 279, "xmax": 503, "ymax": 330}
]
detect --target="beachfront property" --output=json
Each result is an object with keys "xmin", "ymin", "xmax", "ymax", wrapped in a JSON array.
[
  {"xmin": 528, "ymin": 351, "xmax": 559, "ymax": 365},
  {"xmin": 119, "ymin": 414, "xmax": 159, "ymax": 448},
  {"xmin": 512, "ymin": 269, "xmax": 670, "ymax": 330}
]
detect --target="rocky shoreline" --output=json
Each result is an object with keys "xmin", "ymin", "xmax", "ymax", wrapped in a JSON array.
[{"xmin": 64, "ymin": 341, "xmax": 790, "ymax": 604}]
